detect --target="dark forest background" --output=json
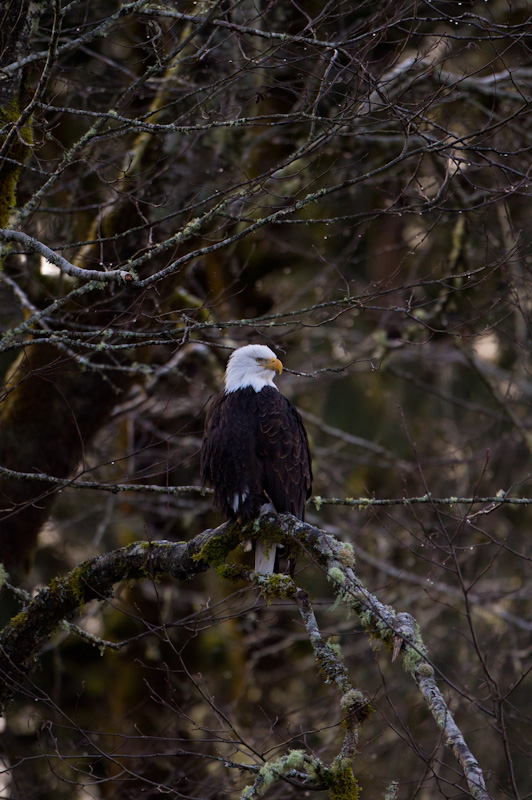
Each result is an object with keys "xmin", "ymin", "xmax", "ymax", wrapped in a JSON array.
[{"xmin": 1, "ymin": 1, "xmax": 532, "ymax": 798}]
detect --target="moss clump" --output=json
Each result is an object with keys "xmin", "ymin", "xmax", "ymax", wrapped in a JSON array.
[
  {"xmin": 327, "ymin": 638, "xmax": 344, "ymax": 660},
  {"xmin": 403, "ymin": 647, "xmax": 423, "ymax": 674},
  {"xmin": 0, "ymin": 563, "xmax": 8, "ymax": 589},
  {"xmin": 385, "ymin": 781, "xmax": 399, "ymax": 800},
  {"xmin": 358, "ymin": 606, "xmax": 396, "ymax": 651},
  {"xmin": 336, "ymin": 543, "xmax": 355, "ymax": 568},
  {"xmin": 258, "ymin": 572, "xmax": 297, "ymax": 600},
  {"xmin": 216, "ymin": 563, "xmax": 247, "ymax": 582},
  {"xmin": 283, "ymin": 749, "xmax": 307, "ymax": 770},
  {"xmin": 67, "ymin": 564, "xmax": 96, "ymax": 607},
  {"xmin": 46, "ymin": 568, "xmax": 86, "ymax": 610},
  {"xmin": 317, "ymin": 759, "xmax": 360, "ymax": 800},
  {"xmin": 312, "ymin": 496, "xmax": 323, "ymax": 511},
  {"xmin": 328, "ymin": 566, "xmax": 346, "ymax": 585},
  {"xmin": 340, "ymin": 688, "xmax": 374, "ymax": 724},
  {"xmin": 6, "ymin": 610, "xmax": 27, "ymax": 629},
  {"xmin": 414, "ymin": 662, "xmax": 434, "ymax": 678},
  {"xmin": 192, "ymin": 530, "xmax": 235, "ymax": 568},
  {"xmin": 402, "ymin": 622, "xmax": 429, "ymax": 674},
  {"xmin": 241, "ymin": 749, "xmax": 308, "ymax": 799},
  {"xmin": 314, "ymin": 640, "xmax": 346, "ymax": 685},
  {"xmin": 340, "ymin": 689, "xmax": 364, "ymax": 712}
]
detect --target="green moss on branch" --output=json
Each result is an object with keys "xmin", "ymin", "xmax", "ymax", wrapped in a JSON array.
[{"xmin": 0, "ymin": 524, "xmax": 235, "ymax": 711}]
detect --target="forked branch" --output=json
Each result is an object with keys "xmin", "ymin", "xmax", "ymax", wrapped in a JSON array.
[{"xmin": 0, "ymin": 515, "xmax": 491, "ymax": 799}]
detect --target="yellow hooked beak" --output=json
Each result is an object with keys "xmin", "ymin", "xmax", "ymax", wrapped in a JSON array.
[{"xmin": 261, "ymin": 356, "xmax": 283, "ymax": 374}]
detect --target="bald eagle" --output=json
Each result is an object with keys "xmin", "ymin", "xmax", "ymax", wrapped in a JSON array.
[{"xmin": 201, "ymin": 344, "xmax": 312, "ymax": 573}]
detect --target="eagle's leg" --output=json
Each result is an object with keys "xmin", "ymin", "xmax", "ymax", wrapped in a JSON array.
[
  {"xmin": 255, "ymin": 540, "xmax": 277, "ymax": 573},
  {"xmin": 254, "ymin": 497, "xmax": 280, "ymax": 574}
]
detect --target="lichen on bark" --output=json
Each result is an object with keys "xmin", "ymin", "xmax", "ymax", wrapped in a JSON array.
[{"xmin": 0, "ymin": 0, "xmax": 39, "ymax": 232}]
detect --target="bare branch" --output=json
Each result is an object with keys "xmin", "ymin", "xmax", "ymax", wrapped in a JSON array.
[{"xmin": 0, "ymin": 230, "xmax": 135, "ymax": 283}]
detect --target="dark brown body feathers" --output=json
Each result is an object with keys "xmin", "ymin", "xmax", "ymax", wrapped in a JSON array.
[{"xmin": 201, "ymin": 386, "xmax": 312, "ymax": 522}]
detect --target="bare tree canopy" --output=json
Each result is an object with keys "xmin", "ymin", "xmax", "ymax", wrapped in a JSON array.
[{"xmin": 1, "ymin": 1, "xmax": 532, "ymax": 798}]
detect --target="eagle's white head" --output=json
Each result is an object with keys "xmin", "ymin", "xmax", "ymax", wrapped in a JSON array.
[{"xmin": 224, "ymin": 344, "xmax": 283, "ymax": 393}]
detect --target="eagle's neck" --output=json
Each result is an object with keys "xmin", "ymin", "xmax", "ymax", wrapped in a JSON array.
[{"xmin": 224, "ymin": 370, "xmax": 279, "ymax": 394}]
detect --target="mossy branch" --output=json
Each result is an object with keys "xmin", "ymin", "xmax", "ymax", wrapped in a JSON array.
[
  {"xmin": 0, "ymin": 514, "xmax": 491, "ymax": 799},
  {"xmin": 0, "ymin": 523, "xmax": 239, "ymax": 711},
  {"xmin": 244, "ymin": 515, "xmax": 492, "ymax": 800}
]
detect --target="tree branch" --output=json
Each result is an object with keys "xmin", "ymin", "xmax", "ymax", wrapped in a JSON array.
[
  {"xmin": 0, "ymin": 515, "xmax": 492, "ymax": 798},
  {"xmin": 0, "ymin": 465, "xmax": 522, "ymax": 510},
  {"xmin": 0, "ymin": 229, "xmax": 135, "ymax": 283}
]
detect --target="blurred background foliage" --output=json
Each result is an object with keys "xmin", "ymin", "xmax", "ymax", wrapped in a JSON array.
[{"xmin": 1, "ymin": 0, "xmax": 532, "ymax": 797}]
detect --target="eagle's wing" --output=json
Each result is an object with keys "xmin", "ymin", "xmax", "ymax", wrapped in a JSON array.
[
  {"xmin": 256, "ymin": 389, "xmax": 312, "ymax": 519},
  {"xmin": 201, "ymin": 390, "xmax": 264, "ymax": 519}
]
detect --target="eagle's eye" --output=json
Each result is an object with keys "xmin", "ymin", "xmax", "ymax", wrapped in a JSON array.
[{"xmin": 255, "ymin": 358, "xmax": 262, "ymax": 363}]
